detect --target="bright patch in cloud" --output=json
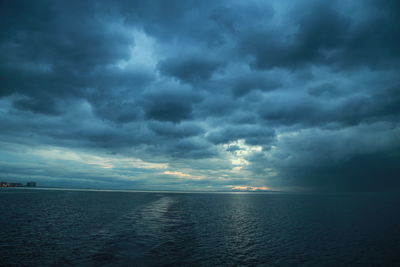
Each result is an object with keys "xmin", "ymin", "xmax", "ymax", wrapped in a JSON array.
[
  {"xmin": 31, "ymin": 147, "xmax": 168, "ymax": 170},
  {"xmin": 117, "ymin": 28, "xmax": 158, "ymax": 71},
  {"xmin": 228, "ymin": 185, "xmax": 270, "ymax": 191},
  {"xmin": 222, "ymin": 139, "xmax": 262, "ymax": 172},
  {"xmin": 162, "ymin": 170, "xmax": 204, "ymax": 180}
]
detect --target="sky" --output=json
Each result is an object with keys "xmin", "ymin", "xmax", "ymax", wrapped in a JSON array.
[{"xmin": 0, "ymin": 0, "xmax": 399, "ymax": 191}]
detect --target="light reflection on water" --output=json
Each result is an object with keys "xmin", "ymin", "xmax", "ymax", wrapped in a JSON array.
[{"xmin": 1, "ymin": 189, "xmax": 400, "ymax": 266}]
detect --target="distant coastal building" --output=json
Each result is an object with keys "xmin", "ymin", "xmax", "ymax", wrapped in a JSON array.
[
  {"xmin": 26, "ymin": 181, "xmax": 36, "ymax": 187},
  {"xmin": 0, "ymin": 181, "xmax": 37, "ymax": 187}
]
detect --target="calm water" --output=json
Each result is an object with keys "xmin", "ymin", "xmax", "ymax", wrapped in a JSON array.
[{"xmin": 1, "ymin": 189, "xmax": 399, "ymax": 266}]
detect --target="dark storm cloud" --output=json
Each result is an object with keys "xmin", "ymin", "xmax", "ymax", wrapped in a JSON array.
[
  {"xmin": 208, "ymin": 125, "xmax": 275, "ymax": 147},
  {"xmin": 12, "ymin": 96, "xmax": 63, "ymax": 115},
  {"xmin": 308, "ymin": 83, "xmax": 342, "ymax": 98},
  {"xmin": 254, "ymin": 123, "xmax": 400, "ymax": 191},
  {"xmin": 148, "ymin": 121, "xmax": 204, "ymax": 139},
  {"xmin": 158, "ymin": 56, "xmax": 222, "ymax": 85},
  {"xmin": 258, "ymin": 84, "xmax": 400, "ymax": 127},
  {"xmin": 241, "ymin": 1, "xmax": 400, "ymax": 70},
  {"xmin": 231, "ymin": 72, "xmax": 281, "ymax": 98},
  {"xmin": 0, "ymin": 0, "xmax": 141, "ymax": 118},
  {"xmin": 142, "ymin": 86, "xmax": 201, "ymax": 123},
  {"xmin": 0, "ymin": 0, "xmax": 399, "ymax": 191},
  {"xmin": 242, "ymin": 3, "xmax": 349, "ymax": 69},
  {"xmin": 295, "ymin": 150, "xmax": 400, "ymax": 192},
  {"xmin": 164, "ymin": 137, "xmax": 216, "ymax": 159}
]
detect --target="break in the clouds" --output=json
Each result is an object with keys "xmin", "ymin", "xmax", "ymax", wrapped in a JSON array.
[{"xmin": 0, "ymin": 0, "xmax": 399, "ymax": 191}]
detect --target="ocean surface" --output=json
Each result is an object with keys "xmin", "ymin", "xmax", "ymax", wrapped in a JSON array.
[{"xmin": 1, "ymin": 189, "xmax": 400, "ymax": 266}]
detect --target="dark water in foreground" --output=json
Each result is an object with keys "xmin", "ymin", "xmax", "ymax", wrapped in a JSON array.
[{"xmin": 1, "ymin": 189, "xmax": 400, "ymax": 266}]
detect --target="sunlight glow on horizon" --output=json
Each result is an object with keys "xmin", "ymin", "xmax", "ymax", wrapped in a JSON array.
[{"xmin": 229, "ymin": 185, "xmax": 271, "ymax": 191}]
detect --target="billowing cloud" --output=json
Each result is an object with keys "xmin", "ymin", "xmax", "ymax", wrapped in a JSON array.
[{"xmin": 0, "ymin": 0, "xmax": 399, "ymax": 191}]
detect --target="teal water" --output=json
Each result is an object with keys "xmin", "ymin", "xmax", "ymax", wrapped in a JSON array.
[{"xmin": 1, "ymin": 189, "xmax": 399, "ymax": 266}]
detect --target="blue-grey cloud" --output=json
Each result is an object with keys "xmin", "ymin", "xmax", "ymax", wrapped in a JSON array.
[
  {"xmin": 158, "ymin": 56, "xmax": 223, "ymax": 85},
  {"xmin": 0, "ymin": 0, "xmax": 399, "ymax": 191}
]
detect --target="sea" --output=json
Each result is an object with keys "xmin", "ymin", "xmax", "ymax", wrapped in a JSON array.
[{"xmin": 1, "ymin": 188, "xmax": 399, "ymax": 266}]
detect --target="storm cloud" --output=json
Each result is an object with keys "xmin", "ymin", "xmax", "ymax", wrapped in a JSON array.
[{"xmin": 0, "ymin": 0, "xmax": 399, "ymax": 191}]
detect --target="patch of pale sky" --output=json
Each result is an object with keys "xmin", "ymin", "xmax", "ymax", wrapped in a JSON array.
[
  {"xmin": 162, "ymin": 170, "xmax": 204, "ymax": 180},
  {"xmin": 30, "ymin": 146, "xmax": 168, "ymax": 170},
  {"xmin": 116, "ymin": 28, "xmax": 158, "ymax": 71},
  {"xmin": 222, "ymin": 139, "xmax": 262, "ymax": 172},
  {"xmin": 227, "ymin": 185, "xmax": 270, "ymax": 191}
]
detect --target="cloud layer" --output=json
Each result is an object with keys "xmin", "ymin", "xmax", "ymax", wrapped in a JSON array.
[{"xmin": 0, "ymin": 0, "xmax": 399, "ymax": 191}]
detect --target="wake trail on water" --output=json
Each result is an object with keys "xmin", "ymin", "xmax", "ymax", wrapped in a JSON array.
[{"xmin": 55, "ymin": 196, "xmax": 197, "ymax": 266}]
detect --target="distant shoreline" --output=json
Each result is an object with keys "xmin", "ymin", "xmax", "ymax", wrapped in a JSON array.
[{"xmin": 1, "ymin": 186, "xmax": 283, "ymax": 194}]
